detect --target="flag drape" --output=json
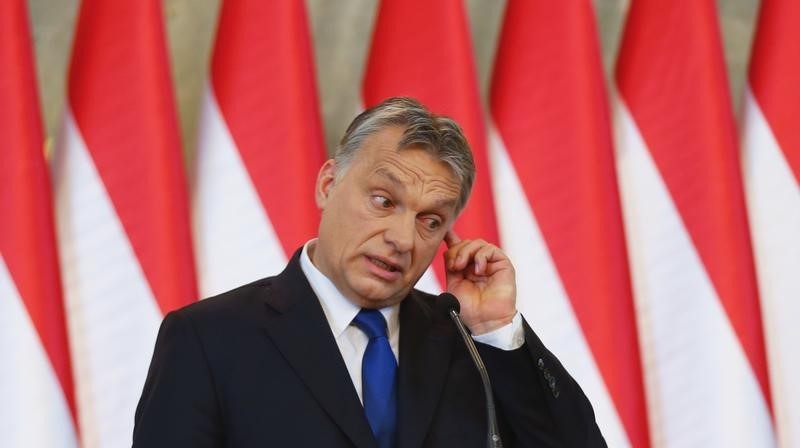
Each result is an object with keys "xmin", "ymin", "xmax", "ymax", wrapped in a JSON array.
[
  {"xmin": 742, "ymin": 1, "xmax": 800, "ymax": 446},
  {"xmin": 614, "ymin": 1, "xmax": 775, "ymax": 445},
  {"xmin": 489, "ymin": 1, "xmax": 649, "ymax": 446},
  {"xmin": 193, "ymin": 0, "xmax": 326, "ymax": 297},
  {"xmin": 53, "ymin": 0, "xmax": 197, "ymax": 446},
  {"xmin": 0, "ymin": 1, "xmax": 78, "ymax": 446}
]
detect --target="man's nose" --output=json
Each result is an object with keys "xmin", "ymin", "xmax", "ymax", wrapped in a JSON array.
[{"xmin": 384, "ymin": 213, "xmax": 415, "ymax": 253}]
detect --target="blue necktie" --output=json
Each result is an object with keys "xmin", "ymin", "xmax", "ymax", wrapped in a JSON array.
[{"xmin": 353, "ymin": 309, "xmax": 397, "ymax": 448}]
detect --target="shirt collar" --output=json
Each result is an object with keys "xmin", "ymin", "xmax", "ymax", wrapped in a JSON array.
[{"xmin": 300, "ymin": 240, "xmax": 399, "ymax": 338}]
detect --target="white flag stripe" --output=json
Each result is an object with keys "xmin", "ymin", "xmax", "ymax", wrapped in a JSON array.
[
  {"xmin": 742, "ymin": 86, "xmax": 800, "ymax": 448},
  {"xmin": 614, "ymin": 95, "xmax": 775, "ymax": 447},
  {"xmin": 0, "ymin": 256, "xmax": 78, "ymax": 448},
  {"xmin": 489, "ymin": 125, "xmax": 631, "ymax": 448},
  {"xmin": 193, "ymin": 86, "xmax": 288, "ymax": 298},
  {"xmin": 54, "ymin": 110, "xmax": 163, "ymax": 448}
]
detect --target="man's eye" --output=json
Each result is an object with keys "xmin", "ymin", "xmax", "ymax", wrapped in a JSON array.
[
  {"xmin": 371, "ymin": 195, "xmax": 393, "ymax": 209},
  {"xmin": 423, "ymin": 217, "xmax": 441, "ymax": 230}
]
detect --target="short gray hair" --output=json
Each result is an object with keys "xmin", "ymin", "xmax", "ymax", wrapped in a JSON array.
[{"xmin": 334, "ymin": 97, "xmax": 475, "ymax": 213}]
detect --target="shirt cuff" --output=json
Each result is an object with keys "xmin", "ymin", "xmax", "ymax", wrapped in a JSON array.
[{"xmin": 471, "ymin": 312, "xmax": 524, "ymax": 351}]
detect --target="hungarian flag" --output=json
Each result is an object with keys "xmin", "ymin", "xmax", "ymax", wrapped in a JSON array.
[
  {"xmin": 489, "ymin": 1, "xmax": 649, "ymax": 446},
  {"xmin": 52, "ymin": 0, "xmax": 197, "ymax": 446},
  {"xmin": 193, "ymin": 0, "xmax": 325, "ymax": 298},
  {"xmin": 362, "ymin": 0, "xmax": 498, "ymax": 293},
  {"xmin": 741, "ymin": 0, "xmax": 800, "ymax": 445},
  {"xmin": 0, "ymin": 0, "xmax": 78, "ymax": 446},
  {"xmin": 613, "ymin": 0, "xmax": 775, "ymax": 445}
]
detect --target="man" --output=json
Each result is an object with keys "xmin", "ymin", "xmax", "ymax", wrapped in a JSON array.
[{"xmin": 133, "ymin": 97, "xmax": 606, "ymax": 447}]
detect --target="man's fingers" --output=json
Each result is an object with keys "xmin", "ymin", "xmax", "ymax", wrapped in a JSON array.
[
  {"xmin": 447, "ymin": 239, "xmax": 487, "ymax": 270},
  {"xmin": 444, "ymin": 230, "xmax": 461, "ymax": 248},
  {"xmin": 445, "ymin": 238, "xmax": 511, "ymax": 274},
  {"xmin": 473, "ymin": 244, "xmax": 498, "ymax": 275}
]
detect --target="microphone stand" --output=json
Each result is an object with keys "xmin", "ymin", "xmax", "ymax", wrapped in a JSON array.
[{"xmin": 440, "ymin": 294, "xmax": 504, "ymax": 448}]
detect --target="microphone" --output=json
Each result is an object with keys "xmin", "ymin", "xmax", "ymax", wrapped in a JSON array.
[{"xmin": 436, "ymin": 293, "xmax": 503, "ymax": 448}]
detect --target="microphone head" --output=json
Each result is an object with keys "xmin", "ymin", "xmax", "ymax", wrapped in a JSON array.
[{"xmin": 436, "ymin": 292, "xmax": 461, "ymax": 317}]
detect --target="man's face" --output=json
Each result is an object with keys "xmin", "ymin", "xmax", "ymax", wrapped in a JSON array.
[{"xmin": 311, "ymin": 126, "xmax": 461, "ymax": 309}]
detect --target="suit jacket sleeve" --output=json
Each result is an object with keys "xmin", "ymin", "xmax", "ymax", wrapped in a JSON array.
[
  {"xmin": 133, "ymin": 310, "xmax": 223, "ymax": 448},
  {"xmin": 477, "ymin": 318, "xmax": 607, "ymax": 447}
]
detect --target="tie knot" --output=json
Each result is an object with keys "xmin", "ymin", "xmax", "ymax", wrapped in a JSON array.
[{"xmin": 353, "ymin": 309, "xmax": 388, "ymax": 340}]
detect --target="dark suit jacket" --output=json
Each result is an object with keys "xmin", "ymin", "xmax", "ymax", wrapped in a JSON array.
[{"xmin": 133, "ymin": 251, "xmax": 606, "ymax": 447}]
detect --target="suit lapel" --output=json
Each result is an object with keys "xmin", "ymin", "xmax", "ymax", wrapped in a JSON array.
[
  {"xmin": 396, "ymin": 293, "xmax": 456, "ymax": 448},
  {"xmin": 260, "ymin": 253, "xmax": 376, "ymax": 448}
]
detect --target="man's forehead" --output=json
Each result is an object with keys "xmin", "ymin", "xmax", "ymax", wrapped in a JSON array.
[
  {"xmin": 360, "ymin": 136, "xmax": 450, "ymax": 176},
  {"xmin": 368, "ymin": 152, "xmax": 458, "ymax": 186}
]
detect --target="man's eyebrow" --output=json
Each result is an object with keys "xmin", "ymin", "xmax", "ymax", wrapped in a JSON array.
[
  {"xmin": 372, "ymin": 167, "xmax": 407, "ymax": 192},
  {"xmin": 432, "ymin": 197, "xmax": 458, "ymax": 211}
]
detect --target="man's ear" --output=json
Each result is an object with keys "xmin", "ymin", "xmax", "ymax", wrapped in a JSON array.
[{"xmin": 315, "ymin": 159, "xmax": 337, "ymax": 209}]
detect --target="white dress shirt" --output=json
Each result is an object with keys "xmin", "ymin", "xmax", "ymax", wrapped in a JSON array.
[{"xmin": 299, "ymin": 241, "xmax": 524, "ymax": 404}]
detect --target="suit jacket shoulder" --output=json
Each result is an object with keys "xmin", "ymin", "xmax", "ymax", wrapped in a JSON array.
[{"xmin": 134, "ymin": 256, "xmax": 377, "ymax": 447}]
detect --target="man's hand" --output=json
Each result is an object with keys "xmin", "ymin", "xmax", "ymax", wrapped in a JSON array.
[{"xmin": 443, "ymin": 231, "xmax": 517, "ymax": 335}]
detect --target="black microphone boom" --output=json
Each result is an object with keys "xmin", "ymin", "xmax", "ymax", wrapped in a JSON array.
[{"xmin": 437, "ymin": 293, "xmax": 503, "ymax": 448}]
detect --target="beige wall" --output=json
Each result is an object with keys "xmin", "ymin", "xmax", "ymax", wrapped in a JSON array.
[{"xmin": 28, "ymin": 0, "xmax": 760, "ymax": 159}]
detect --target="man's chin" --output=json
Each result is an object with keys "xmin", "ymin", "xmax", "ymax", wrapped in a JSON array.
[{"xmin": 349, "ymin": 279, "xmax": 409, "ymax": 309}]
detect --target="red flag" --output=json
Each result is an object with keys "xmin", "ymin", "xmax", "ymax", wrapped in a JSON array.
[
  {"xmin": 362, "ymin": 0, "xmax": 498, "ymax": 291},
  {"xmin": 614, "ymin": 0, "xmax": 774, "ymax": 445},
  {"xmin": 742, "ymin": 1, "xmax": 800, "ymax": 445},
  {"xmin": 53, "ymin": 0, "xmax": 197, "ymax": 445},
  {"xmin": 193, "ymin": 0, "xmax": 326, "ymax": 297},
  {"xmin": 489, "ymin": 1, "xmax": 649, "ymax": 446},
  {"xmin": 0, "ymin": 0, "xmax": 78, "ymax": 445}
]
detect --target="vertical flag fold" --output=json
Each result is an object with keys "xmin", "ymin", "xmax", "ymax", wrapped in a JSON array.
[
  {"xmin": 53, "ymin": 0, "xmax": 197, "ymax": 446},
  {"xmin": 742, "ymin": 1, "xmax": 800, "ymax": 446},
  {"xmin": 489, "ymin": 1, "xmax": 648, "ymax": 446},
  {"xmin": 194, "ymin": 0, "xmax": 326, "ymax": 298},
  {"xmin": 614, "ymin": 1, "xmax": 775, "ymax": 445},
  {"xmin": 0, "ymin": 1, "xmax": 78, "ymax": 446}
]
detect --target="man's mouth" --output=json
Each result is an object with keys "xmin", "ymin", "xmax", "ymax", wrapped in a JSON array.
[{"xmin": 368, "ymin": 256, "xmax": 400, "ymax": 273}]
